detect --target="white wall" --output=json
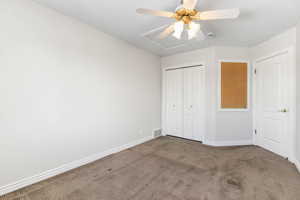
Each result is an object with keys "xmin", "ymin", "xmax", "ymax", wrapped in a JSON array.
[
  {"xmin": 296, "ymin": 23, "xmax": 300, "ymax": 163},
  {"xmin": 213, "ymin": 46, "xmax": 252, "ymax": 142},
  {"xmin": 161, "ymin": 46, "xmax": 252, "ymax": 144},
  {"xmin": 0, "ymin": 0, "xmax": 161, "ymax": 190},
  {"xmin": 250, "ymin": 28, "xmax": 297, "ymax": 59}
]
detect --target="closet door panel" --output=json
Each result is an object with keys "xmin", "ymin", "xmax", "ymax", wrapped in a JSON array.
[
  {"xmin": 183, "ymin": 68, "xmax": 194, "ymax": 140},
  {"xmin": 183, "ymin": 67, "xmax": 205, "ymax": 141},
  {"xmin": 165, "ymin": 69, "xmax": 183, "ymax": 137},
  {"xmin": 192, "ymin": 67, "xmax": 205, "ymax": 141}
]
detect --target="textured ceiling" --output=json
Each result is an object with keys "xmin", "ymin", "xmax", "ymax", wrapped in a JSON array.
[{"xmin": 34, "ymin": 0, "xmax": 300, "ymax": 56}]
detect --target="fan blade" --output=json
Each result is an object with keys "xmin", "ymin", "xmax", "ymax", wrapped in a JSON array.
[
  {"xmin": 192, "ymin": 8, "xmax": 240, "ymax": 20},
  {"xmin": 183, "ymin": 0, "xmax": 198, "ymax": 10},
  {"xmin": 158, "ymin": 24, "xmax": 175, "ymax": 39},
  {"xmin": 136, "ymin": 8, "xmax": 175, "ymax": 18}
]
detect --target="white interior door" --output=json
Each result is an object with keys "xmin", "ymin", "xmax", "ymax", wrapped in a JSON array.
[
  {"xmin": 255, "ymin": 53, "xmax": 289, "ymax": 157},
  {"xmin": 183, "ymin": 67, "xmax": 205, "ymax": 141},
  {"xmin": 165, "ymin": 69, "xmax": 183, "ymax": 138}
]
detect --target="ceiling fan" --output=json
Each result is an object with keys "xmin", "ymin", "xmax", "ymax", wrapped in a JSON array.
[{"xmin": 137, "ymin": 0, "xmax": 240, "ymax": 40}]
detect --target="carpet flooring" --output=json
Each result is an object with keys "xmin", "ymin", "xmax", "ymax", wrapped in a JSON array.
[{"xmin": 1, "ymin": 136, "xmax": 300, "ymax": 200}]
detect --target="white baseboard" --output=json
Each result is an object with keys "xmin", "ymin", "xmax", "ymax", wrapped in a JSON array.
[
  {"xmin": 294, "ymin": 159, "xmax": 300, "ymax": 174},
  {"xmin": 0, "ymin": 136, "xmax": 153, "ymax": 196},
  {"xmin": 204, "ymin": 140, "xmax": 253, "ymax": 147}
]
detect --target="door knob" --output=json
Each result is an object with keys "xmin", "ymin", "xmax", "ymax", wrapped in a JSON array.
[{"xmin": 279, "ymin": 109, "xmax": 288, "ymax": 113}]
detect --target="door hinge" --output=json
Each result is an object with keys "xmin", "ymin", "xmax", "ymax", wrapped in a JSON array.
[
  {"xmin": 254, "ymin": 129, "xmax": 257, "ymax": 135},
  {"xmin": 254, "ymin": 69, "xmax": 257, "ymax": 75}
]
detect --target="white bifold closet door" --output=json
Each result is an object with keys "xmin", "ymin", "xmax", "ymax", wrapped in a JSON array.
[
  {"xmin": 165, "ymin": 66, "xmax": 205, "ymax": 141},
  {"xmin": 165, "ymin": 69, "xmax": 183, "ymax": 138}
]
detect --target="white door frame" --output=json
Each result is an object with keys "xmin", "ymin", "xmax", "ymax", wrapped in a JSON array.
[
  {"xmin": 162, "ymin": 63, "xmax": 206, "ymax": 142},
  {"xmin": 253, "ymin": 47, "xmax": 296, "ymax": 161}
]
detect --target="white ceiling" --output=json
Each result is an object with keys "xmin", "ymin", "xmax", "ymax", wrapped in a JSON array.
[{"xmin": 34, "ymin": 0, "xmax": 300, "ymax": 56}]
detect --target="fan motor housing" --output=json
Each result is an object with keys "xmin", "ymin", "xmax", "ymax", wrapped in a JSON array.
[{"xmin": 175, "ymin": 8, "xmax": 198, "ymax": 24}]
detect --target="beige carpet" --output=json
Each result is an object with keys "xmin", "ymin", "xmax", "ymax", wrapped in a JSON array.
[{"xmin": 1, "ymin": 136, "xmax": 300, "ymax": 200}]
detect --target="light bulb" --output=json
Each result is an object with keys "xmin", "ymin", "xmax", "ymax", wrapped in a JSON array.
[
  {"xmin": 173, "ymin": 31, "xmax": 182, "ymax": 39},
  {"xmin": 188, "ymin": 22, "xmax": 201, "ymax": 40},
  {"xmin": 173, "ymin": 21, "xmax": 184, "ymax": 39}
]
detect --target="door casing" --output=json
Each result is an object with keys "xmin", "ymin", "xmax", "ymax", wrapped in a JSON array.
[{"xmin": 253, "ymin": 47, "xmax": 296, "ymax": 161}]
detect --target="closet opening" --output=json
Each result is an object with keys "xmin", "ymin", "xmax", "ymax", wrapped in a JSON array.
[{"xmin": 162, "ymin": 65, "xmax": 206, "ymax": 142}]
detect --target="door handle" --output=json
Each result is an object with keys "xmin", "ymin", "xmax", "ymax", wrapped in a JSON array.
[{"xmin": 279, "ymin": 109, "xmax": 288, "ymax": 113}]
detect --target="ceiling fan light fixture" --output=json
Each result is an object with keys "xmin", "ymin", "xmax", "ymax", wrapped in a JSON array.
[
  {"xmin": 188, "ymin": 22, "xmax": 200, "ymax": 40},
  {"xmin": 173, "ymin": 21, "xmax": 184, "ymax": 39},
  {"xmin": 173, "ymin": 31, "xmax": 182, "ymax": 40},
  {"xmin": 137, "ymin": 0, "xmax": 240, "ymax": 40}
]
